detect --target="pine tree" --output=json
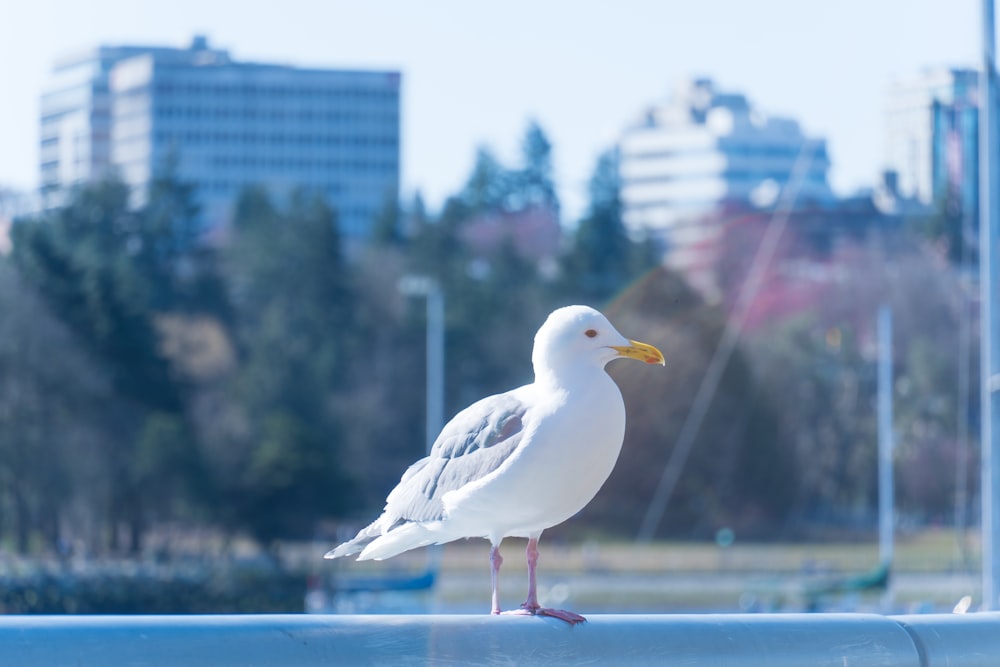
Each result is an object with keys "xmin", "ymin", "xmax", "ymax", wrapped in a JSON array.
[
  {"xmin": 514, "ymin": 120, "xmax": 559, "ymax": 213},
  {"xmin": 564, "ymin": 149, "xmax": 648, "ymax": 302}
]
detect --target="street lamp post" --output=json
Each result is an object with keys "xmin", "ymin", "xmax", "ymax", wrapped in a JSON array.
[{"xmin": 399, "ymin": 276, "xmax": 445, "ymax": 454}]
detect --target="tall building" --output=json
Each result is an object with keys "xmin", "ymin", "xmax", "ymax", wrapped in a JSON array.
[
  {"xmin": 40, "ymin": 45, "xmax": 167, "ymax": 201},
  {"xmin": 618, "ymin": 78, "xmax": 833, "ymax": 280},
  {"xmin": 40, "ymin": 36, "xmax": 400, "ymax": 244},
  {"xmin": 883, "ymin": 68, "xmax": 979, "ymax": 221}
]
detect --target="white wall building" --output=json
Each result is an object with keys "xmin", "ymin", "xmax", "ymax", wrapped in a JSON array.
[
  {"xmin": 619, "ymin": 79, "xmax": 833, "ymax": 282},
  {"xmin": 40, "ymin": 45, "xmax": 162, "ymax": 203},
  {"xmin": 40, "ymin": 36, "xmax": 400, "ymax": 244}
]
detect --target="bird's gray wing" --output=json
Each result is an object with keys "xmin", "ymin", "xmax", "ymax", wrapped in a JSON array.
[{"xmin": 383, "ymin": 392, "xmax": 528, "ymax": 524}]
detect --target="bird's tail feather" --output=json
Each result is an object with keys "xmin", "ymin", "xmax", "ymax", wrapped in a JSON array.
[
  {"xmin": 357, "ymin": 522, "xmax": 435, "ymax": 561},
  {"xmin": 324, "ymin": 519, "xmax": 383, "ymax": 559}
]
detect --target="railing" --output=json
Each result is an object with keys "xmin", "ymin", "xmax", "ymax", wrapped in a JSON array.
[{"xmin": 2, "ymin": 613, "xmax": 998, "ymax": 666}]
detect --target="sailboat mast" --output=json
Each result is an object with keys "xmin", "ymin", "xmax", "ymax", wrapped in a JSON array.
[{"xmin": 979, "ymin": 0, "xmax": 1000, "ymax": 612}]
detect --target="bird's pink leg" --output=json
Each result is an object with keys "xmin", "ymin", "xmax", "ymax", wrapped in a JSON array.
[
  {"xmin": 495, "ymin": 541, "xmax": 538, "ymax": 618},
  {"xmin": 522, "ymin": 536, "xmax": 541, "ymax": 610},
  {"xmin": 490, "ymin": 543, "xmax": 503, "ymax": 615},
  {"xmin": 521, "ymin": 536, "xmax": 586, "ymax": 624}
]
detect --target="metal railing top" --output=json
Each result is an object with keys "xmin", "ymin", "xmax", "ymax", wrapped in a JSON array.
[{"xmin": 1, "ymin": 612, "xmax": 998, "ymax": 667}]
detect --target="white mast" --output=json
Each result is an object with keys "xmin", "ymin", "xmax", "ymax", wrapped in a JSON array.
[
  {"xmin": 979, "ymin": 0, "xmax": 1000, "ymax": 612},
  {"xmin": 878, "ymin": 306, "xmax": 894, "ymax": 611}
]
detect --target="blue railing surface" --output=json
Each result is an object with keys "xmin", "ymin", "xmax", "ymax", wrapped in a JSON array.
[{"xmin": 1, "ymin": 612, "xmax": 998, "ymax": 666}]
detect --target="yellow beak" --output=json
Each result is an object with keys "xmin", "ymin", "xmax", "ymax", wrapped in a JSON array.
[{"xmin": 610, "ymin": 339, "xmax": 665, "ymax": 366}]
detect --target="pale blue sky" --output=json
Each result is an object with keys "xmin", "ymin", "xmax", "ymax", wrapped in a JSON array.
[{"xmin": 0, "ymin": 0, "xmax": 981, "ymax": 219}]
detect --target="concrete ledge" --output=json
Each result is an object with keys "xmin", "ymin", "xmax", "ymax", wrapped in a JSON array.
[{"xmin": 1, "ymin": 613, "xmax": 998, "ymax": 666}]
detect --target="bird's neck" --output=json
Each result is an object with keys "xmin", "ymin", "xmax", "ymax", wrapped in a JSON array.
[{"xmin": 533, "ymin": 362, "xmax": 609, "ymax": 392}]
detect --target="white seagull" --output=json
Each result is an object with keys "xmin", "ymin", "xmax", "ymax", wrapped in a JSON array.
[{"xmin": 326, "ymin": 305, "xmax": 664, "ymax": 623}]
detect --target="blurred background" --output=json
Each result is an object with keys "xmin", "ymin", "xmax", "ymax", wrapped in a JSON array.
[{"xmin": 0, "ymin": 1, "xmax": 988, "ymax": 615}]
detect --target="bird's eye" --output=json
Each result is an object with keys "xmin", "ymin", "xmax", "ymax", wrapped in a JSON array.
[{"xmin": 584, "ymin": 329, "xmax": 598, "ymax": 338}]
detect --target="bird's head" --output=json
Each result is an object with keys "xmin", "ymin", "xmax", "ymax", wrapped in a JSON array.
[{"xmin": 532, "ymin": 305, "xmax": 665, "ymax": 380}]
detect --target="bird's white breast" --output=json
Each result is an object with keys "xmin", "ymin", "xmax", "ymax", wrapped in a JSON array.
[{"xmin": 443, "ymin": 368, "xmax": 627, "ymax": 539}]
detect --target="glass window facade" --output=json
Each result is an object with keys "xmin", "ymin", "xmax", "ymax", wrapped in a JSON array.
[{"xmin": 40, "ymin": 38, "xmax": 400, "ymax": 244}]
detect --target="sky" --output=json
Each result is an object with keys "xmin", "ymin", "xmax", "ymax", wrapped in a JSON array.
[{"xmin": 0, "ymin": 0, "xmax": 982, "ymax": 220}]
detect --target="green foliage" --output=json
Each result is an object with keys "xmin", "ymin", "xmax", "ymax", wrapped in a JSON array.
[
  {"xmin": 215, "ymin": 188, "xmax": 355, "ymax": 543},
  {"xmin": 458, "ymin": 120, "xmax": 559, "ymax": 215},
  {"xmin": 139, "ymin": 157, "xmax": 204, "ymax": 309},
  {"xmin": 10, "ymin": 178, "xmax": 196, "ymax": 553},
  {"xmin": 371, "ymin": 189, "xmax": 403, "ymax": 247},
  {"xmin": 562, "ymin": 149, "xmax": 657, "ymax": 302},
  {"xmin": 0, "ymin": 260, "xmax": 114, "ymax": 553},
  {"xmin": 580, "ymin": 268, "xmax": 794, "ymax": 539},
  {"xmin": 12, "ymin": 179, "xmax": 180, "ymax": 413},
  {"xmin": 238, "ymin": 412, "xmax": 343, "ymax": 544},
  {"xmin": 752, "ymin": 316, "xmax": 879, "ymax": 522},
  {"xmin": 0, "ymin": 120, "xmax": 970, "ymax": 567},
  {"xmin": 133, "ymin": 412, "xmax": 208, "ymax": 521},
  {"xmin": 460, "ymin": 147, "xmax": 512, "ymax": 214},
  {"xmin": 511, "ymin": 120, "xmax": 559, "ymax": 211},
  {"xmin": 226, "ymin": 189, "xmax": 350, "ymax": 412},
  {"xmin": 0, "ymin": 562, "xmax": 305, "ymax": 613},
  {"xmin": 6, "ymin": 179, "xmax": 361, "ymax": 551},
  {"xmin": 724, "ymin": 221, "xmax": 973, "ymax": 531}
]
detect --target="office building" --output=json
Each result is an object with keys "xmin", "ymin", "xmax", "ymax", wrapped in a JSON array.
[
  {"xmin": 40, "ymin": 45, "xmax": 165, "ymax": 202},
  {"xmin": 618, "ymin": 78, "xmax": 833, "ymax": 281},
  {"xmin": 40, "ymin": 36, "xmax": 400, "ymax": 243}
]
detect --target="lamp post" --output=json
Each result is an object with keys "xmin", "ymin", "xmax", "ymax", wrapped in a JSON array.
[{"xmin": 399, "ymin": 275, "xmax": 445, "ymax": 454}]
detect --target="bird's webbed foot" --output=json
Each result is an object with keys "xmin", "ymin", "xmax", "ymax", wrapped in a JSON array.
[
  {"xmin": 533, "ymin": 606, "xmax": 587, "ymax": 624},
  {"xmin": 500, "ymin": 603, "xmax": 586, "ymax": 624}
]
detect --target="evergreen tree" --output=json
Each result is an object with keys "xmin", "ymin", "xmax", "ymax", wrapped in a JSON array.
[
  {"xmin": 406, "ymin": 191, "xmax": 431, "ymax": 237},
  {"xmin": 139, "ymin": 158, "xmax": 229, "ymax": 316},
  {"xmin": 12, "ymin": 181, "xmax": 179, "ymax": 412},
  {"xmin": 460, "ymin": 147, "xmax": 512, "ymax": 214},
  {"xmin": 371, "ymin": 189, "xmax": 403, "ymax": 247},
  {"xmin": 0, "ymin": 260, "xmax": 114, "ymax": 553},
  {"xmin": 11, "ymin": 178, "xmax": 191, "ymax": 552},
  {"xmin": 513, "ymin": 120, "xmax": 559, "ymax": 212},
  {"xmin": 564, "ymin": 149, "xmax": 652, "ymax": 303},
  {"xmin": 219, "ymin": 188, "xmax": 355, "ymax": 543}
]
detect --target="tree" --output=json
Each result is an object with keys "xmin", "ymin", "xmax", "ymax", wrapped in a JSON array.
[
  {"xmin": 6, "ymin": 172, "xmax": 231, "ymax": 552},
  {"xmin": 338, "ymin": 243, "xmax": 425, "ymax": 511},
  {"xmin": 132, "ymin": 412, "xmax": 208, "ymax": 524},
  {"xmin": 240, "ymin": 412, "xmax": 342, "ymax": 544},
  {"xmin": 212, "ymin": 188, "xmax": 356, "ymax": 542},
  {"xmin": 715, "ymin": 208, "xmax": 976, "ymax": 532},
  {"xmin": 751, "ymin": 315, "xmax": 879, "ymax": 524},
  {"xmin": 563, "ymin": 149, "xmax": 637, "ymax": 302},
  {"xmin": 460, "ymin": 147, "xmax": 512, "ymax": 214},
  {"xmin": 562, "ymin": 148, "xmax": 660, "ymax": 306},
  {"xmin": 0, "ymin": 259, "xmax": 115, "ymax": 553},
  {"xmin": 11, "ymin": 179, "xmax": 193, "ymax": 552},
  {"xmin": 13, "ymin": 179, "xmax": 181, "ymax": 413},
  {"xmin": 371, "ymin": 189, "xmax": 403, "ymax": 247},
  {"xmin": 138, "ymin": 157, "xmax": 203, "ymax": 309},
  {"xmin": 512, "ymin": 120, "xmax": 559, "ymax": 212},
  {"xmin": 576, "ymin": 267, "xmax": 795, "ymax": 538}
]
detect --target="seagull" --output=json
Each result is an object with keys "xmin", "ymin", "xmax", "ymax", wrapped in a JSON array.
[{"xmin": 325, "ymin": 305, "xmax": 664, "ymax": 623}]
